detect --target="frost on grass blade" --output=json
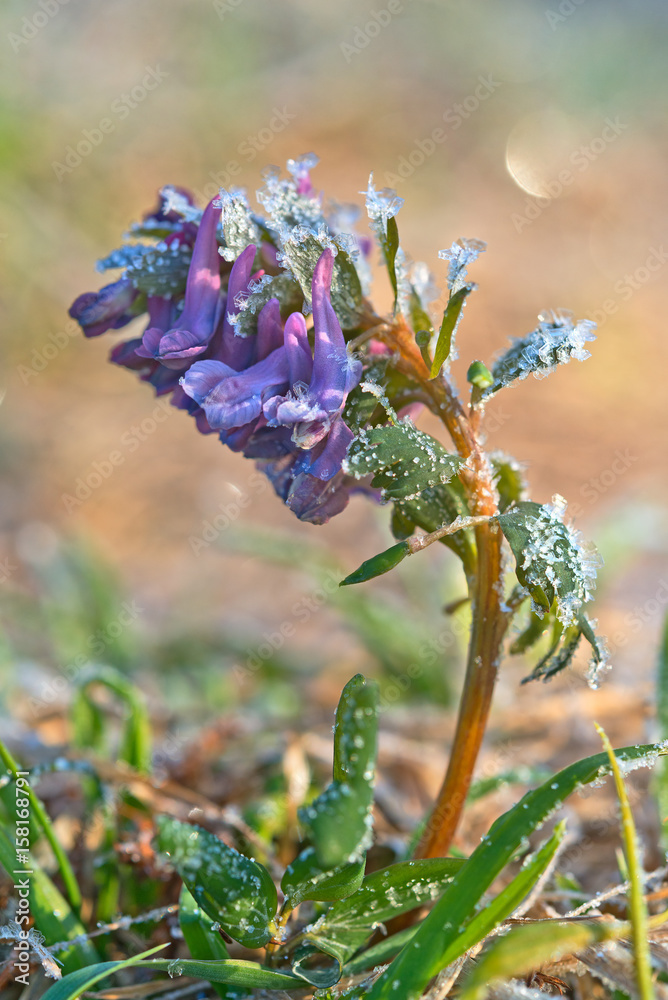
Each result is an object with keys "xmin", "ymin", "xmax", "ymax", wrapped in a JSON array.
[
  {"xmin": 438, "ymin": 237, "xmax": 486, "ymax": 293},
  {"xmin": 430, "ymin": 238, "xmax": 485, "ymax": 370},
  {"xmin": 344, "ymin": 421, "xmax": 463, "ymax": 503},
  {"xmin": 155, "ymin": 817, "xmax": 277, "ymax": 949},
  {"xmin": 281, "ymin": 850, "xmax": 365, "ymax": 909},
  {"xmin": 497, "ymin": 498, "xmax": 609, "ymax": 682},
  {"xmin": 364, "ymin": 175, "xmax": 404, "ymax": 305},
  {"xmin": 483, "ymin": 310, "xmax": 596, "ymax": 398},
  {"xmin": 298, "ymin": 674, "xmax": 378, "ymax": 870}
]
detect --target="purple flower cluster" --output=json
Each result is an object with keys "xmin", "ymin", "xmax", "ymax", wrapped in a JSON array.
[{"xmin": 70, "ymin": 167, "xmax": 364, "ymax": 523}]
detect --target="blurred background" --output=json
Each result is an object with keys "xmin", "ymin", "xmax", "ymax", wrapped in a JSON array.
[{"xmin": 1, "ymin": 0, "xmax": 667, "ymax": 821}]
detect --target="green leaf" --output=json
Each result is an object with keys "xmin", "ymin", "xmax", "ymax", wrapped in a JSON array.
[
  {"xmin": 597, "ymin": 725, "xmax": 654, "ymax": 1000},
  {"xmin": 179, "ymin": 885, "xmax": 243, "ymax": 1000},
  {"xmin": 491, "ymin": 453, "xmax": 527, "ymax": 514},
  {"xmin": 343, "ymin": 925, "xmax": 417, "ymax": 975},
  {"xmin": 430, "ymin": 285, "xmax": 470, "ymax": 378},
  {"xmin": 281, "ymin": 850, "xmax": 365, "ymax": 908},
  {"xmin": 0, "ymin": 824, "xmax": 98, "ymax": 973},
  {"xmin": 365, "ymin": 742, "xmax": 668, "ymax": 1000},
  {"xmin": 345, "ymin": 422, "xmax": 463, "ymax": 502},
  {"xmin": 395, "ymin": 480, "xmax": 476, "ymax": 578},
  {"xmin": 155, "ymin": 817, "xmax": 277, "ymax": 948},
  {"xmin": 41, "ymin": 951, "xmax": 306, "ymax": 1000},
  {"xmin": 38, "ymin": 945, "xmax": 168, "ymax": 1000},
  {"xmin": 299, "ymin": 674, "xmax": 378, "ymax": 869},
  {"xmin": 340, "ymin": 542, "xmax": 411, "ymax": 587},
  {"xmin": 496, "ymin": 501, "xmax": 607, "ymax": 678},
  {"xmin": 459, "ymin": 920, "xmax": 615, "ymax": 1000},
  {"xmin": 655, "ymin": 613, "xmax": 668, "ymax": 851},
  {"xmin": 384, "ymin": 215, "xmax": 400, "ymax": 305},
  {"xmin": 72, "ymin": 667, "xmax": 152, "ymax": 775},
  {"xmin": 509, "ymin": 607, "xmax": 552, "ymax": 656},
  {"xmin": 0, "ymin": 738, "xmax": 82, "ymax": 913}
]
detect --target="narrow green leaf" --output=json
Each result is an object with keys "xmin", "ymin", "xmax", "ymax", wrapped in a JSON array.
[
  {"xmin": 42, "ymin": 953, "xmax": 306, "ymax": 1000},
  {"xmin": 179, "ymin": 885, "xmax": 242, "ymax": 1000},
  {"xmin": 0, "ymin": 738, "xmax": 82, "ymax": 914},
  {"xmin": 343, "ymin": 925, "xmax": 418, "ymax": 974},
  {"xmin": 655, "ymin": 613, "xmax": 668, "ymax": 850},
  {"xmin": 73, "ymin": 667, "xmax": 151, "ymax": 775},
  {"xmin": 491, "ymin": 453, "xmax": 527, "ymax": 514},
  {"xmin": 300, "ymin": 674, "xmax": 378, "ymax": 869},
  {"xmin": 459, "ymin": 921, "xmax": 615, "ymax": 1000},
  {"xmin": 366, "ymin": 742, "xmax": 668, "ymax": 1000},
  {"xmin": 281, "ymin": 850, "xmax": 365, "ymax": 908},
  {"xmin": 0, "ymin": 825, "xmax": 97, "ymax": 973},
  {"xmin": 430, "ymin": 285, "xmax": 470, "ymax": 378},
  {"xmin": 340, "ymin": 542, "xmax": 410, "ymax": 587},
  {"xmin": 385, "ymin": 215, "xmax": 400, "ymax": 305},
  {"xmin": 155, "ymin": 817, "xmax": 277, "ymax": 948},
  {"xmin": 597, "ymin": 725, "xmax": 654, "ymax": 1000}
]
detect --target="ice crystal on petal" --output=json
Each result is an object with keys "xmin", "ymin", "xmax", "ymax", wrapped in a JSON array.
[
  {"xmin": 438, "ymin": 237, "xmax": 487, "ymax": 292},
  {"xmin": 161, "ymin": 185, "xmax": 203, "ymax": 224}
]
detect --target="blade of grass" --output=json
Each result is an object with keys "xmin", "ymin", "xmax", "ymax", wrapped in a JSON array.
[
  {"xmin": 0, "ymin": 738, "xmax": 82, "ymax": 913},
  {"xmin": 655, "ymin": 613, "xmax": 668, "ymax": 849},
  {"xmin": 596, "ymin": 724, "xmax": 655, "ymax": 1000}
]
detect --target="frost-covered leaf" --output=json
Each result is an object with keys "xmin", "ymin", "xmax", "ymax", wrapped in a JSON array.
[
  {"xmin": 299, "ymin": 674, "xmax": 378, "ymax": 869},
  {"xmin": 366, "ymin": 743, "xmax": 668, "ymax": 1000},
  {"xmin": 483, "ymin": 310, "xmax": 596, "ymax": 397},
  {"xmin": 233, "ymin": 272, "xmax": 302, "ymax": 339},
  {"xmin": 281, "ymin": 850, "xmax": 365, "ymax": 908},
  {"xmin": 430, "ymin": 285, "xmax": 471, "ymax": 377},
  {"xmin": 218, "ymin": 188, "xmax": 263, "ymax": 262},
  {"xmin": 340, "ymin": 541, "xmax": 411, "ymax": 587},
  {"xmin": 490, "ymin": 453, "xmax": 527, "ymax": 513},
  {"xmin": 496, "ymin": 498, "xmax": 599, "ymax": 624},
  {"xmin": 344, "ymin": 421, "xmax": 463, "ymax": 502},
  {"xmin": 125, "ymin": 241, "xmax": 193, "ymax": 298},
  {"xmin": 497, "ymin": 498, "xmax": 607, "ymax": 681},
  {"xmin": 279, "ymin": 230, "xmax": 364, "ymax": 330},
  {"xmin": 155, "ymin": 817, "xmax": 277, "ymax": 948},
  {"xmin": 298, "ymin": 859, "xmax": 464, "ymax": 980},
  {"xmin": 364, "ymin": 175, "xmax": 404, "ymax": 306},
  {"xmin": 257, "ymin": 161, "xmax": 325, "ymax": 236},
  {"xmin": 342, "ymin": 359, "xmax": 419, "ymax": 435}
]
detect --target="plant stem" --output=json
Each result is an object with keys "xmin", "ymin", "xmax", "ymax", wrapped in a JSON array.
[{"xmin": 368, "ymin": 310, "xmax": 510, "ymax": 858}]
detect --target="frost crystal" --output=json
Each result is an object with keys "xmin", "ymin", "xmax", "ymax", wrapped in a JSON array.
[
  {"xmin": 363, "ymin": 174, "xmax": 404, "ymax": 238},
  {"xmin": 438, "ymin": 237, "xmax": 487, "ymax": 293},
  {"xmin": 218, "ymin": 187, "xmax": 262, "ymax": 261},
  {"xmin": 257, "ymin": 163, "xmax": 324, "ymax": 239},
  {"xmin": 161, "ymin": 185, "xmax": 203, "ymax": 224},
  {"xmin": 486, "ymin": 309, "xmax": 596, "ymax": 396}
]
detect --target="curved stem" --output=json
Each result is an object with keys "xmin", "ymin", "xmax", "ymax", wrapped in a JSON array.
[{"xmin": 366, "ymin": 309, "xmax": 511, "ymax": 858}]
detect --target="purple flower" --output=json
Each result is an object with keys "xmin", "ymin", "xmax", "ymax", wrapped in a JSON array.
[
  {"xmin": 136, "ymin": 199, "xmax": 225, "ymax": 369},
  {"xmin": 69, "ymin": 278, "xmax": 138, "ymax": 338}
]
